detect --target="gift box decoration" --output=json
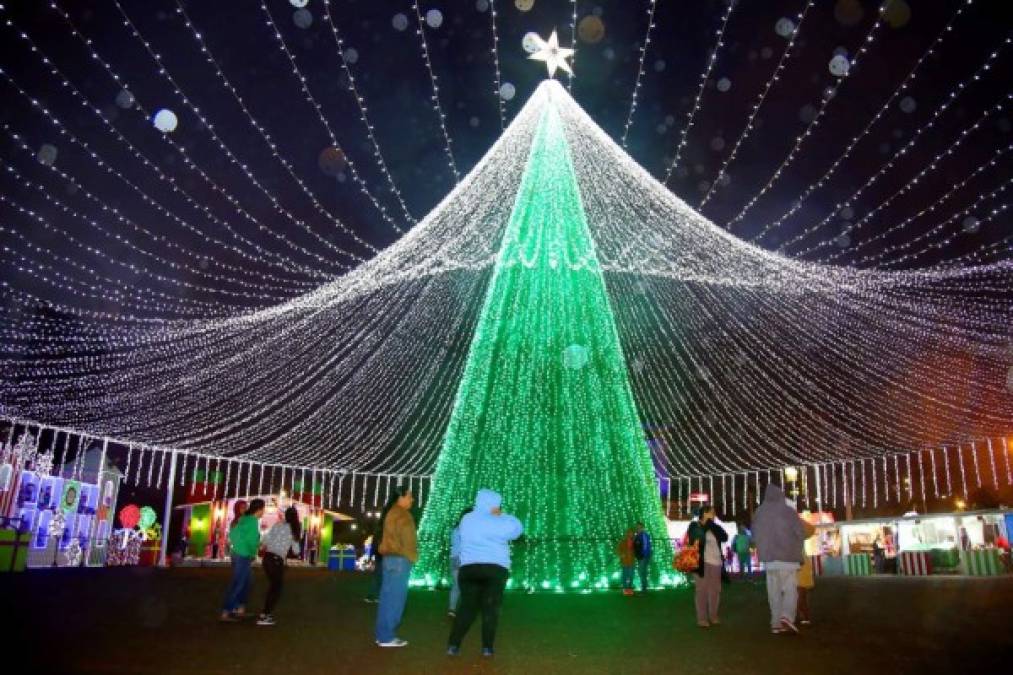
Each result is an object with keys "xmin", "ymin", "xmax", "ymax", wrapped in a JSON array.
[
  {"xmin": 961, "ymin": 548, "xmax": 1002, "ymax": 577},
  {"xmin": 0, "ymin": 528, "xmax": 30, "ymax": 573},
  {"xmin": 897, "ymin": 550, "xmax": 933, "ymax": 576},
  {"xmin": 328, "ymin": 544, "xmax": 357, "ymax": 571},
  {"xmin": 843, "ymin": 553, "xmax": 871, "ymax": 576}
]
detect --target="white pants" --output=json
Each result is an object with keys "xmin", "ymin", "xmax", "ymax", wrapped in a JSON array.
[{"xmin": 765, "ymin": 567, "xmax": 798, "ymax": 628}]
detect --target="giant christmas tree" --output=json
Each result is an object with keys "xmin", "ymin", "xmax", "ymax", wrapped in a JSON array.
[{"xmin": 414, "ymin": 84, "xmax": 674, "ymax": 591}]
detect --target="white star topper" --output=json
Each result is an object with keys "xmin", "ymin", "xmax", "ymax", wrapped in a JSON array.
[{"xmin": 529, "ymin": 30, "xmax": 574, "ymax": 78}]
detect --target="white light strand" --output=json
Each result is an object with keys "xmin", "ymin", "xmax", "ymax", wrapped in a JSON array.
[
  {"xmin": 727, "ymin": 1, "xmax": 893, "ymax": 231},
  {"xmin": 620, "ymin": 0, "xmax": 658, "ymax": 148},
  {"xmin": 410, "ymin": 0, "xmax": 460, "ymax": 181},
  {"xmin": 699, "ymin": 0, "xmax": 815, "ymax": 209},
  {"xmin": 733, "ymin": 1, "xmax": 973, "ymax": 232},
  {"xmin": 661, "ymin": 0, "xmax": 736, "ymax": 183},
  {"xmin": 488, "ymin": 0, "xmax": 507, "ymax": 129}
]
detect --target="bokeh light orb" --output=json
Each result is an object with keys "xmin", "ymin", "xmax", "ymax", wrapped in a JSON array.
[
  {"xmin": 563, "ymin": 344, "xmax": 589, "ymax": 370},
  {"xmin": 884, "ymin": 0, "xmax": 912, "ymax": 28},
  {"xmin": 834, "ymin": 0, "xmax": 864, "ymax": 27},
  {"xmin": 392, "ymin": 13, "xmax": 409, "ymax": 31},
  {"xmin": 318, "ymin": 146, "xmax": 347, "ymax": 177},
  {"xmin": 775, "ymin": 17, "xmax": 796, "ymax": 38},
  {"xmin": 499, "ymin": 82, "xmax": 516, "ymax": 101},
  {"xmin": 829, "ymin": 54, "xmax": 850, "ymax": 77},
  {"xmin": 522, "ymin": 32, "xmax": 541, "ymax": 53},
  {"xmin": 716, "ymin": 77, "xmax": 731, "ymax": 92},
  {"xmin": 152, "ymin": 109, "xmax": 178, "ymax": 133},
  {"xmin": 899, "ymin": 96, "xmax": 917, "ymax": 113},
  {"xmin": 115, "ymin": 89, "xmax": 135, "ymax": 109},
  {"xmin": 425, "ymin": 9, "xmax": 443, "ymax": 29},
  {"xmin": 577, "ymin": 15, "xmax": 605, "ymax": 44},
  {"xmin": 476, "ymin": 0, "xmax": 489, "ymax": 12},
  {"xmin": 515, "ymin": 0, "xmax": 535, "ymax": 12},
  {"xmin": 289, "ymin": 0, "xmax": 309, "ymax": 7},
  {"xmin": 37, "ymin": 143, "xmax": 58, "ymax": 166},
  {"xmin": 962, "ymin": 216, "xmax": 980, "ymax": 234},
  {"xmin": 293, "ymin": 8, "xmax": 313, "ymax": 29}
]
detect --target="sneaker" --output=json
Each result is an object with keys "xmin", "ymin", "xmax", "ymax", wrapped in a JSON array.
[
  {"xmin": 799, "ymin": 619, "xmax": 811, "ymax": 626},
  {"xmin": 219, "ymin": 612, "xmax": 239, "ymax": 623},
  {"xmin": 447, "ymin": 610, "xmax": 456, "ymax": 618},
  {"xmin": 710, "ymin": 618, "xmax": 721, "ymax": 626},
  {"xmin": 771, "ymin": 628, "xmax": 785, "ymax": 634},
  {"xmin": 376, "ymin": 638, "xmax": 408, "ymax": 648},
  {"xmin": 697, "ymin": 622, "xmax": 710, "ymax": 628},
  {"xmin": 780, "ymin": 617, "xmax": 799, "ymax": 634},
  {"xmin": 364, "ymin": 597, "xmax": 378, "ymax": 604},
  {"xmin": 256, "ymin": 614, "xmax": 275, "ymax": 626},
  {"xmin": 446, "ymin": 645, "xmax": 460, "ymax": 656},
  {"xmin": 482, "ymin": 647, "xmax": 494, "ymax": 658},
  {"xmin": 622, "ymin": 589, "xmax": 634, "ymax": 596}
]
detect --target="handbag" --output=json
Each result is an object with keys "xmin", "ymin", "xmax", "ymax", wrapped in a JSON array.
[{"xmin": 673, "ymin": 542, "xmax": 700, "ymax": 574}]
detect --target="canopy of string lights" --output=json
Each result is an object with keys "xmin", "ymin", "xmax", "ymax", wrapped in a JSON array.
[{"xmin": 0, "ymin": 1, "xmax": 1010, "ymax": 522}]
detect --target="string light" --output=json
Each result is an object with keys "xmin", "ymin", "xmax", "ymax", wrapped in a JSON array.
[
  {"xmin": 732, "ymin": 1, "xmax": 974, "ymax": 233},
  {"xmin": 620, "ymin": 0, "xmax": 658, "ymax": 148},
  {"xmin": 661, "ymin": 0, "xmax": 736, "ymax": 183},
  {"xmin": 410, "ymin": 0, "xmax": 460, "ymax": 181},
  {"xmin": 698, "ymin": 0, "xmax": 815, "ymax": 210},
  {"xmin": 725, "ymin": 1, "xmax": 893, "ymax": 232}
]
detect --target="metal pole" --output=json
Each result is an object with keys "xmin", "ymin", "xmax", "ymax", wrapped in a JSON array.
[{"xmin": 158, "ymin": 450, "xmax": 178, "ymax": 567}]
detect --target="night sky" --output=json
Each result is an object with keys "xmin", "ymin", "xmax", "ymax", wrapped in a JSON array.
[{"xmin": 1, "ymin": 0, "xmax": 1010, "ymax": 319}]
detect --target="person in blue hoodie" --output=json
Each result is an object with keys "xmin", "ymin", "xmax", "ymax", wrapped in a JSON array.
[{"xmin": 446, "ymin": 489, "xmax": 523, "ymax": 658}]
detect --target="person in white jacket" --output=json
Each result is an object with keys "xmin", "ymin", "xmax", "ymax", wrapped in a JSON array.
[
  {"xmin": 257, "ymin": 506, "xmax": 301, "ymax": 626},
  {"xmin": 446, "ymin": 489, "xmax": 523, "ymax": 658}
]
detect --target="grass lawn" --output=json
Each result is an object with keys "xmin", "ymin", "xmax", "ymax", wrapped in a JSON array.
[{"xmin": 6, "ymin": 566, "xmax": 1011, "ymax": 674}]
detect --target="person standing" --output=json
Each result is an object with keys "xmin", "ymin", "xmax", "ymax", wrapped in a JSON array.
[
  {"xmin": 256, "ymin": 506, "xmax": 302, "ymax": 627},
  {"xmin": 732, "ymin": 527, "xmax": 752, "ymax": 577},
  {"xmin": 616, "ymin": 528, "xmax": 636, "ymax": 596},
  {"xmin": 447, "ymin": 489, "xmax": 523, "ymax": 658},
  {"xmin": 448, "ymin": 507, "xmax": 473, "ymax": 617},
  {"xmin": 220, "ymin": 499, "xmax": 263, "ymax": 622},
  {"xmin": 374, "ymin": 487, "xmax": 417, "ymax": 648},
  {"xmin": 752, "ymin": 485, "xmax": 806, "ymax": 634},
  {"xmin": 796, "ymin": 518, "xmax": 817, "ymax": 626},
  {"xmin": 366, "ymin": 493, "xmax": 400, "ymax": 604},
  {"xmin": 687, "ymin": 506, "xmax": 728, "ymax": 627},
  {"xmin": 633, "ymin": 521, "xmax": 652, "ymax": 593}
]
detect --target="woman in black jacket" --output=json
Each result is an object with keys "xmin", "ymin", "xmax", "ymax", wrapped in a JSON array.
[{"xmin": 687, "ymin": 506, "xmax": 728, "ymax": 627}]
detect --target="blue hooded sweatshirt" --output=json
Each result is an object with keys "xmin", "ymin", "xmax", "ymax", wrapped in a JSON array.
[{"xmin": 458, "ymin": 489, "xmax": 524, "ymax": 570}]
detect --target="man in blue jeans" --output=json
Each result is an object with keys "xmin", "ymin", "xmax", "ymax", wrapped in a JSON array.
[
  {"xmin": 633, "ymin": 521, "xmax": 652, "ymax": 593},
  {"xmin": 374, "ymin": 488, "xmax": 416, "ymax": 647}
]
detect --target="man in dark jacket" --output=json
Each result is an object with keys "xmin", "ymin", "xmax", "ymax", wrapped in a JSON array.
[{"xmin": 752, "ymin": 484, "xmax": 805, "ymax": 634}]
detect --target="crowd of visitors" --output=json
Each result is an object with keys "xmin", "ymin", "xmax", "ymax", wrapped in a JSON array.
[{"xmin": 215, "ymin": 483, "xmax": 820, "ymax": 656}]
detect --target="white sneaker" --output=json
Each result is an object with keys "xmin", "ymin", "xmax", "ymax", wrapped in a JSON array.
[
  {"xmin": 780, "ymin": 617, "xmax": 799, "ymax": 634},
  {"xmin": 376, "ymin": 638, "xmax": 408, "ymax": 648}
]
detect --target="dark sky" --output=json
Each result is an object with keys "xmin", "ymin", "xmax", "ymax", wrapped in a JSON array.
[{"xmin": 0, "ymin": 0, "xmax": 1010, "ymax": 318}]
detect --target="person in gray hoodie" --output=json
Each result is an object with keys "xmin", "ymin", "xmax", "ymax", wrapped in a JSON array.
[
  {"xmin": 751, "ymin": 483, "xmax": 805, "ymax": 634},
  {"xmin": 446, "ymin": 489, "xmax": 523, "ymax": 658}
]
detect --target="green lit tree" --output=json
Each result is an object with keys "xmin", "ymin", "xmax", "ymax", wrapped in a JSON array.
[{"xmin": 414, "ymin": 94, "xmax": 675, "ymax": 591}]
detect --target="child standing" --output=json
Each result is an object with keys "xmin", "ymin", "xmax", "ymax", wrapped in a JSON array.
[
  {"xmin": 616, "ymin": 529, "xmax": 635, "ymax": 596},
  {"xmin": 257, "ymin": 506, "xmax": 302, "ymax": 626},
  {"xmin": 220, "ymin": 499, "xmax": 264, "ymax": 622},
  {"xmin": 797, "ymin": 518, "xmax": 817, "ymax": 625}
]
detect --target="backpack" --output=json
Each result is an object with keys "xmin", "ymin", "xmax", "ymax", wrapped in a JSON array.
[{"xmin": 633, "ymin": 531, "xmax": 650, "ymax": 559}]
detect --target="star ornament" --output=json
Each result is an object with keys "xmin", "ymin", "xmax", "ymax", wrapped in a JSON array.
[{"xmin": 529, "ymin": 30, "xmax": 574, "ymax": 79}]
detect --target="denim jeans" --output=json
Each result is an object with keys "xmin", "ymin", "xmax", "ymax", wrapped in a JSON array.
[
  {"xmin": 222, "ymin": 554, "xmax": 253, "ymax": 612},
  {"xmin": 621, "ymin": 565, "xmax": 634, "ymax": 589},
  {"xmin": 637, "ymin": 557, "xmax": 650, "ymax": 591},
  {"xmin": 449, "ymin": 557, "xmax": 461, "ymax": 611},
  {"xmin": 375, "ymin": 555, "xmax": 412, "ymax": 642}
]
